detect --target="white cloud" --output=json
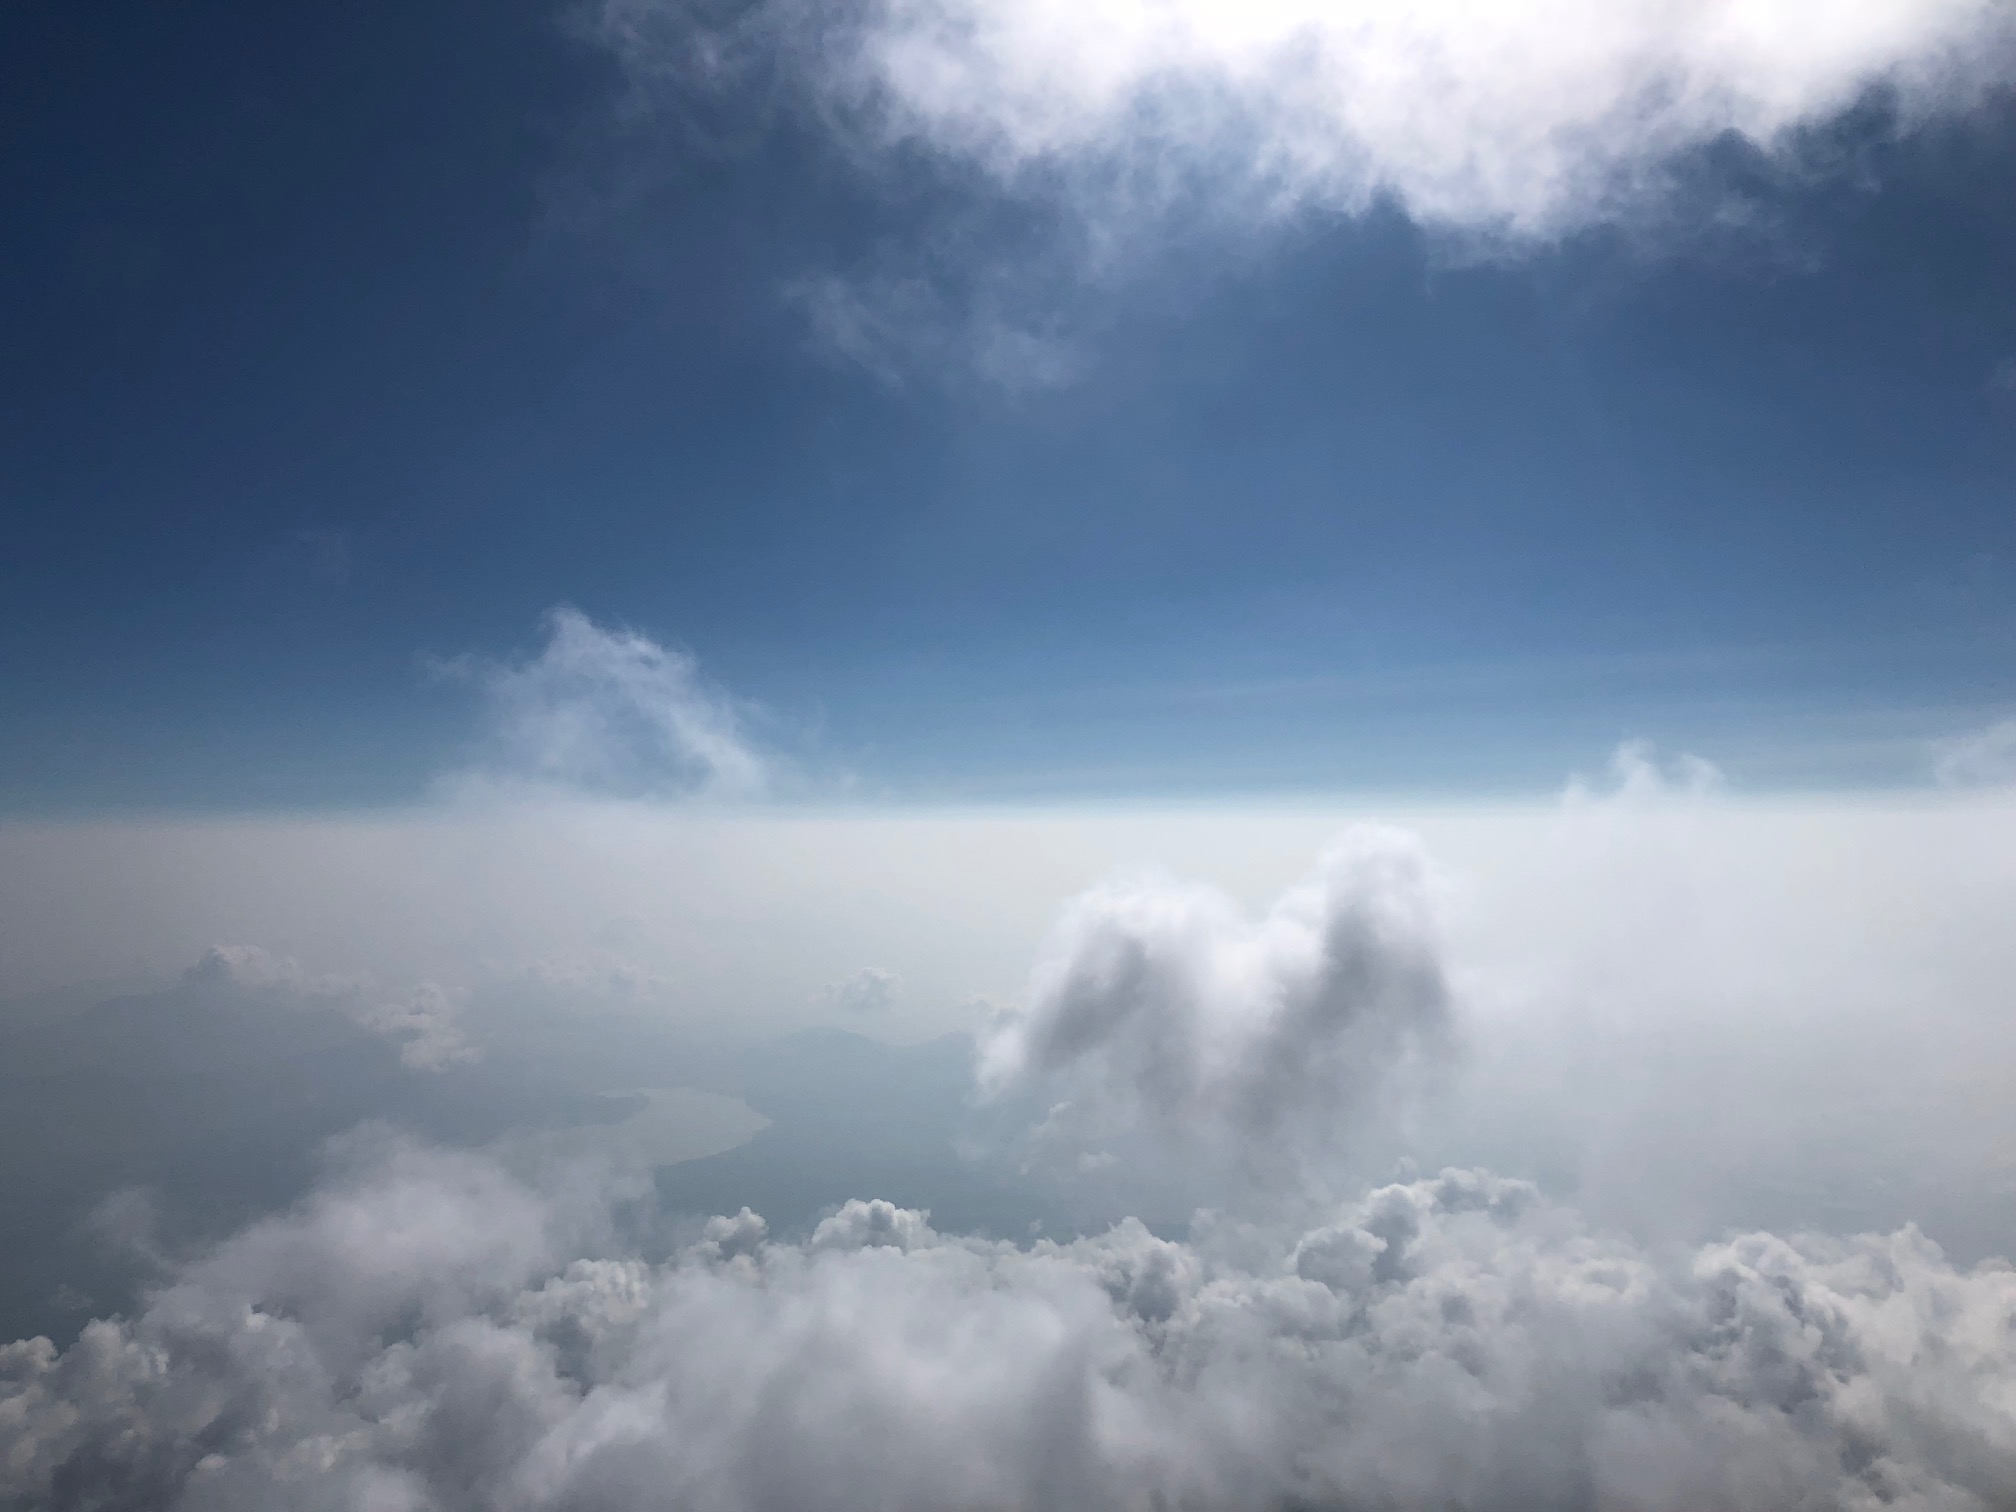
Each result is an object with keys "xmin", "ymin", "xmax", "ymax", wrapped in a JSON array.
[
  {"xmin": 447, "ymin": 607, "xmax": 770, "ymax": 801},
  {"xmin": 6, "ymin": 1136, "xmax": 2014, "ymax": 1512},
  {"xmin": 1933, "ymin": 715, "xmax": 2016, "ymax": 787},
  {"xmin": 603, "ymin": 0, "xmax": 2014, "ymax": 247}
]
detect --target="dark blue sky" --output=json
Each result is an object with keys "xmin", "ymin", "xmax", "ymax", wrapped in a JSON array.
[{"xmin": 5, "ymin": 0, "xmax": 2015, "ymax": 808}]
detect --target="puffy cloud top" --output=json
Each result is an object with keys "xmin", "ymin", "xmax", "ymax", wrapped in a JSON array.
[
  {"xmin": 6, "ymin": 1139, "xmax": 2015, "ymax": 1512},
  {"xmin": 980, "ymin": 825, "xmax": 1450, "ymax": 1183}
]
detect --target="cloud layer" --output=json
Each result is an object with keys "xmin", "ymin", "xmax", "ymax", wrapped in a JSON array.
[
  {"xmin": 6, "ymin": 1135, "xmax": 2014, "ymax": 1512},
  {"xmin": 6, "ymin": 799, "xmax": 2016, "ymax": 1507}
]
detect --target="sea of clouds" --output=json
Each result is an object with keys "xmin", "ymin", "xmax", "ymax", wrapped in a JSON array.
[
  {"xmin": 7, "ymin": 789, "xmax": 2016, "ymax": 1510},
  {"xmin": 9, "ymin": 1134, "xmax": 2012, "ymax": 1512},
  {"xmin": 5, "ymin": 615, "xmax": 2015, "ymax": 1507}
]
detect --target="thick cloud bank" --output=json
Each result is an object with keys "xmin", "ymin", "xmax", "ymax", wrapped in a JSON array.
[
  {"xmin": 6, "ymin": 1137, "xmax": 2015, "ymax": 1512},
  {"xmin": 604, "ymin": 0, "xmax": 2015, "ymax": 239}
]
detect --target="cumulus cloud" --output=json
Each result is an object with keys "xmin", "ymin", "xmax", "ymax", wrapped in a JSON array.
[
  {"xmin": 601, "ymin": 0, "xmax": 2015, "ymax": 244},
  {"xmin": 980, "ymin": 825, "xmax": 1450, "ymax": 1191},
  {"xmin": 1933, "ymin": 715, "xmax": 2016, "ymax": 787},
  {"xmin": 445, "ymin": 607, "xmax": 770, "ymax": 801},
  {"xmin": 188, "ymin": 945, "xmax": 476, "ymax": 1071},
  {"xmin": 6, "ymin": 1137, "xmax": 2015, "ymax": 1512},
  {"xmin": 817, "ymin": 966, "xmax": 903, "ymax": 1015}
]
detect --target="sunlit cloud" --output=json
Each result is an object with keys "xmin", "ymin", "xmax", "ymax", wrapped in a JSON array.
[{"xmin": 597, "ymin": 0, "xmax": 2015, "ymax": 377}]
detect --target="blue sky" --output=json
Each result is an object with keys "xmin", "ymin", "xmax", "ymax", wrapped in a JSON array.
[{"xmin": 6, "ymin": 0, "xmax": 2016, "ymax": 808}]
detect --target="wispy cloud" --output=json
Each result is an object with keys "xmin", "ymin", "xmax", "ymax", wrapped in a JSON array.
[
  {"xmin": 597, "ymin": 0, "xmax": 2014, "ymax": 377},
  {"xmin": 1933, "ymin": 714, "xmax": 2016, "ymax": 787},
  {"xmin": 441, "ymin": 607, "xmax": 771, "ymax": 801},
  {"xmin": 788, "ymin": 272, "xmax": 1084, "ymax": 393},
  {"xmin": 832, "ymin": 0, "xmax": 2008, "ymax": 232}
]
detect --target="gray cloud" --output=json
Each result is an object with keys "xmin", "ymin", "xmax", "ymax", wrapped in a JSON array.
[
  {"xmin": 818, "ymin": 966, "xmax": 903, "ymax": 1015},
  {"xmin": 979, "ymin": 825, "xmax": 1450, "ymax": 1193},
  {"xmin": 6, "ymin": 1137, "xmax": 2014, "ymax": 1512}
]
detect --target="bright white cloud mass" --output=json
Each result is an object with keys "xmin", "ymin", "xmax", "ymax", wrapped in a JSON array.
[
  {"xmin": 604, "ymin": 0, "xmax": 2016, "ymax": 240},
  {"xmin": 5, "ymin": 771, "xmax": 2016, "ymax": 1509},
  {"xmin": 595, "ymin": 0, "xmax": 2016, "ymax": 381}
]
